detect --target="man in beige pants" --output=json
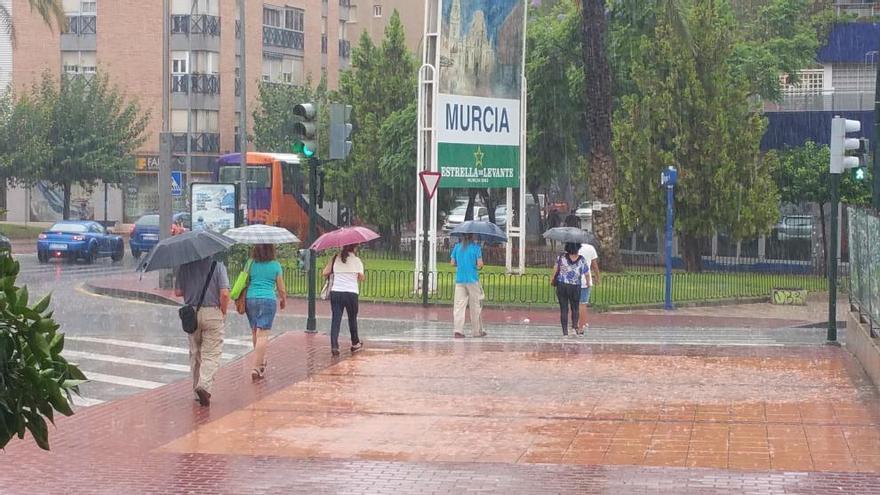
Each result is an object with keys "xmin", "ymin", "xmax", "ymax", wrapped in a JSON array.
[
  {"xmin": 175, "ymin": 258, "xmax": 230, "ymax": 407},
  {"xmin": 450, "ymin": 235, "xmax": 485, "ymax": 338}
]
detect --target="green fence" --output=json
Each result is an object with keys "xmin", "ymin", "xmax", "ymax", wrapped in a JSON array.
[
  {"xmin": 229, "ymin": 261, "xmax": 826, "ymax": 309},
  {"xmin": 848, "ymin": 207, "xmax": 880, "ymax": 337}
]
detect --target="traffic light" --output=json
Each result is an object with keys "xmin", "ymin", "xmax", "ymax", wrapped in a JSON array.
[
  {"xmin": 329, "ymin": 103, "xmax": 353, "ymax": 160},
  {"xmin": 853, "ymin": 138, "xmax": 869, "ymax": 181},
  {"xmin": 293, "ymin": 103, "xmax": 318, "ymax": 158},
  {"xmin": 297, "ymin": 248, "xmax": 311, "ymax": 271},
  {"xmin": 829, "ymin": 116, "xmax": 862, "ymax": 174}
]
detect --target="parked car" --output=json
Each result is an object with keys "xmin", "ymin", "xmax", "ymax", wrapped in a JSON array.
[
  {"xmin": 777, "ymin": 215, "xmax": 813, "ymax": 241},
  {"xmin": 493, "ymin": 205, "xmax": 508, "ymax": 229},
  {"xmin": 129, "ymin": 212, "xmax": 190, "ymax": 258},
  {"xmin": 37, "ymin": 221, "xmax": 124, "ymax": 264},
  {"xmin": 442, "ymin": 205, "xmax": 488, "ymax": 232}
]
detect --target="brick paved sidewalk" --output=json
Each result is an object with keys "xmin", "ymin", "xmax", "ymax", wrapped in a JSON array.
[
  {"xmin": 87, "ymin": 272, "xmax": 820, "ymax": 330},
  {"xmin": 3, "ymin": 333, "xmax": 879, "ymax": 494}
]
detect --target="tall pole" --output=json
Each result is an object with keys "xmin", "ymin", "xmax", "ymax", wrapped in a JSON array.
[
  {"xmin": 873, "ymin": 50, "xmax": 880, "ymax": 210},
  {"xmin": 306, "ymin": 157, "xmax": 318, "ymax": 332},
  {"xmin": 422, "ymin": 189, "xmax": 430, "ymax": 307},
  {"xmin": 828, "ymin": 173, "xmax": 840, "ymax": 342},
  {"xmin": 159, "ymin": 0, "xmax": 171, "ymax": 241},
  {"xmin": 664, "ymin": 182, "xmax": 674, "ymax": 310},
  {"xmin": 238, "ymin": 0, "xmax": 248, "ymax": 225}
]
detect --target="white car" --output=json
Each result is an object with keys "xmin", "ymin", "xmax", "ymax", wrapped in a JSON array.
[{"xmin": 443, "ymin": 205, "xmax": 488, "ymax": 232}]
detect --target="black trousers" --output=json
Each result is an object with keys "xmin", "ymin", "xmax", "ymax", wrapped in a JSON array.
[
  {"xmin": 556, "ymin": 283, "xmax": 580, "ymax": 335},
  {"xmin": 330, "ymin": 291, "xmax": 360, "ymax": 349}
]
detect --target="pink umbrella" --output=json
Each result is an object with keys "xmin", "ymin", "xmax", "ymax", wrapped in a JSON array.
[{"xmin": 310, "ymin": 226, "xmax": 381, "ymax": 251}]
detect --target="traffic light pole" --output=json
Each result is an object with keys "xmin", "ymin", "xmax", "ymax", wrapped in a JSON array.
[
  {"xmin": 306, "ymin": 156, "xmax": 319, "ymax": 333},
  {"xmin": 828, "ymin": 173, "xmax": 840, "ymax": 343},
  {"xmin": 873, "ymin": 54, "xmax": 880, "ymax": 210}
]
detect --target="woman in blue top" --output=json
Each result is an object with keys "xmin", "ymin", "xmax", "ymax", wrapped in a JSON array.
[
  {"xmin": 245, "ymin": 244, "xmax": 286, "ymax": 380},
  {"xmin": 552, "ymin": 242, "xmax": 589, "ymax": 336}
]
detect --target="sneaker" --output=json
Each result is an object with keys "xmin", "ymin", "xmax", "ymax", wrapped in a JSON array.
[
  {"xmin": 351, "ymin": 342, "xmax": 364, "ymax": 353},
  {"xmin": 194, "ymin": 387, "xmax": 211, "ymax": 407},
  {"xmin": 453, "ymin": 332, "xmax": 466, "ymax": 338},
  {"xmin": 331, "ymin": 347, "xmax": 340, "ymax": 357}
]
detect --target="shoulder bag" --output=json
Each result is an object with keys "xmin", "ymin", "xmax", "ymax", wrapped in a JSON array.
[
  {"xmin": 550, "ymin": 256, "xmax": 561, "ymax": 287},
  {"xmin": 234, "ymin": 259, "xmax": 253, "ymax": 315},
  {"xmin": 320, "ymin": 255, "xmax": 336, "ymax": 300},
  {"xmin": 178, "ymin": 261, "xmax": 217, "ymax": 334}
]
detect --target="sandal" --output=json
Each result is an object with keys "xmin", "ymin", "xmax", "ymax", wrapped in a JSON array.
[
  {"xmin": 251, "ymin": 363, "xmax": 266, "ymax": 381},
  {"xmin": 453, "ymin": 332, "xmax": 466, "ymax": 338},
  {"xmin": 351, "ymin": 342, "xmax": 364, "ymax": 353}
]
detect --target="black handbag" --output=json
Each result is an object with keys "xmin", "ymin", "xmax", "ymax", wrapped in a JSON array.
[{"xmin": 178, "ymin": 261, "xmax": 217, "ymax": 334}]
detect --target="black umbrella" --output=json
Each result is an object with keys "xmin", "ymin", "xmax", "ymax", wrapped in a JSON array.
[
  {"xmin": 137, "ymin": 230, "xmax": 235, "ymax": 272},
  {"xmin": 543, "ymin": 227, "xmax": 597, "ymax": 245},
  {"xmin": 450, "ymin": 221, "xmax": 507, "ymax": 243}
]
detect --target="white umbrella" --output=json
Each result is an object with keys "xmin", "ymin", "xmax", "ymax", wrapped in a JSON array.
[{"xmin": 223, "ymin": 224, "xmax": 301, "ymax": 245}]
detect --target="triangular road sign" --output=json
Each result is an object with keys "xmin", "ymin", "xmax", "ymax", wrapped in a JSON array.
[{"xmin": 419, "ymin": 171, "xmax": 442, "ymax": 200}]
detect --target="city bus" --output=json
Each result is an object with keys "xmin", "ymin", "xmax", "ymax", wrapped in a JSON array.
[{"xmin": 214, "ymin": 152, "xmax": 339, "ymax": 240}]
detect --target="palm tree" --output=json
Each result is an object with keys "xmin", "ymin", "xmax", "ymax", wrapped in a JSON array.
[
  {"xmin": 1, "ymin": 0, "xmax": 66, "ymax": 44},
  {"xmin": 577, "ymin": 0, "xmax": 621, "ymax": 271}
]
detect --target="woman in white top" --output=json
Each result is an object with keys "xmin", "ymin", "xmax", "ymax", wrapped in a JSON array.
[{"xmin": 321, "ymin": 243, "xmax": 365, "ymax": 357}]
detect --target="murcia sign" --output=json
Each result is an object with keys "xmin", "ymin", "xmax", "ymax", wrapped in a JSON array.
[{"xmin": 436, "ymin": 0, "xmax": 524, "ymax": 189}]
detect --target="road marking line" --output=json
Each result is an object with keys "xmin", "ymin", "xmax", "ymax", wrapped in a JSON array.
[
  {"xmin": 224, "ymin": 339, "xmax": 254, "ymax": 347},
  {"xmin": 65, "ymin": 336, "xmax": 235, "ymax": 359},
  {"xmin": 71, "ymin": 396, "xmax": 105, "ymax": 407},
  {"xmin": 84, "ymin": 372, "xmax": 165, "ymax": 389},
  {"xmin": 64, "ymin": 350, "xmax": 191, "ymax": 372}
]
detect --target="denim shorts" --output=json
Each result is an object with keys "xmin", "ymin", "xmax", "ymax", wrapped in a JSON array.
[
  {"xmin": 246, "ymin": 298, "xmax": 277, "ymax": 330},
  {"xmin": 579, "ymin": 287, "xmax": 592, "ymax": 304}
]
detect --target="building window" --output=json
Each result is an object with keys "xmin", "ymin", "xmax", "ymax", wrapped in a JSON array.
[
  {"xmin": 832, "ymin": 63, "xmax": 876, "ymax": 93},
  {"xmin": 262, "ymin": 53, "xmax": 303, "ymax": 86},
  {"xmin": 63, "ymin": 0, "xmax": 96, "ymax": 14},
  {"xmin": 171, "ymin": 110, "xmax": 219, "ymax": 133},
  {"xmin": 191, "ymin": 51, "xmax": 219, "ymax": 74},
  {"xmin": 373, "ymin": 5, "xmax": 382, "ymax": 17},
  {"xmin": 263, "ymin": 7, "xmax": 282, "ymax": 28},
  {"xmin": 171, "ymin": 51, "xmax": 189, "ymax": 74},
  {"xmin": 171, "ymin": 0, "xmax": 218, "ymax": 15},
  {"xmin": 61, "ymin": 50, "xmax": 97, "ymax": 75},
  {"xmin": 285, "ymin": 8, "xmax": 304, "ymax": 32}
]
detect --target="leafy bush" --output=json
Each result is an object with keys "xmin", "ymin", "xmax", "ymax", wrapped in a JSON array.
[{"xmin": 0, "ymin": 255, "xmax": 85, "ymax": 450}]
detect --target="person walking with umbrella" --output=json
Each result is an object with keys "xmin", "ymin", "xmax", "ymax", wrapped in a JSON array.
[
  {"xmin": 551, "ymin": 242, "xmax": 589, "ymax": 336},
  {"xmin": 322, "ymin": 244, "xmax": 365, "ymax": 357},
  {"xmin": 136, "ymin": 230, "xmax": 237, "ymax": 407},
  {"xmin": 242, "ymin": 244, "xmax": 286, "ymax": 380},
  {"xmin": 311, "ymin": 227, "xmax": 379, "ymax": 357},
  {"xmin": 448, "ymin": 221, "xmax": 505, "ymax": 338},
  {"xmin": 225, "ymin": 225, "xmax": 299, "ymax": 381}
]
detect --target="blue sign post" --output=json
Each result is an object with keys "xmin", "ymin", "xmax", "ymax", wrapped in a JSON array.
[
  {"xmin": 170, "ymin": 171, "xmax": 183, "ymax": 197},
  {"xmin": 660, "ymin": 167, "xmax": 677, "ymax": 310}
]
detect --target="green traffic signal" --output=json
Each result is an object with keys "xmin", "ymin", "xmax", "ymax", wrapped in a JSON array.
[
  {"xmin": 292, "ymin": 140, "xmax": 316, "ymax": 158},
  {"xmin": 854, "ymin": 167, "xmax": 866, "ymax": 181}
]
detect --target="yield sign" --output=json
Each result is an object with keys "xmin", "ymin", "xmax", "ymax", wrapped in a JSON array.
[{"xmin": 419, "ymin": 171, "xmax": 442, "ymax": 200}]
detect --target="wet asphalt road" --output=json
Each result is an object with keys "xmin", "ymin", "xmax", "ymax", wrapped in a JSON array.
[{"xmin": 14, "ymin": 253, "xmax": 255, "ymax": 409}]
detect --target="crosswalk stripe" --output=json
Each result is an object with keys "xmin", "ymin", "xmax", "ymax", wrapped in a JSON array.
[
  {"xmin": 84, "ymin": 372, "xmax": 165, "ymax": 389},
  {"xmin": 66, "ymin": 336, "xmax": 235, "ymax": 359},
  {"xmin": 64, "ymin": 350, "xmax": 191, "ymax": 372},
  {"xmin": 71, "ymin": 396, "xmax": 105, "ymax": 407}
]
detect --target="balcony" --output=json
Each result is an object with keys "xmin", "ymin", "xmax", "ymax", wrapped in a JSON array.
[
  {"xmin": 764, "ymin": 90, "xmax": 874, "ymax": 112},
  {"xmin": 65, "ymin": 15, "xmax": 96, "ymax": 35},
  {"xmin": 263, "ymin": 25, "xmax": 304, "ymax": 50},
  {"xmin": 834, "ymin": 1, "xmax": 879, "ymax": 17},
  {"xmin": 339, "ymin": 39, "xmax": 351, "ymax": 58},
  {"xmin": 171, "ymin": 74, "xmax": 221, "ymax": 95},
  {"xmin": 170, "ymin": 14, "xmax": 221, "ymax": 36},
  {"xmin": 172, "ymin": 132, "xmax": 220, "ymax": 154},
  {"xmin": 321, "ymin": 35, "xmax": 328, "ymax": 54}
]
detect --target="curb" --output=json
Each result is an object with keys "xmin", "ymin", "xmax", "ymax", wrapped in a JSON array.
[{"xmin": 83, "ymin": 282, "xmax": 180, "ymax": 307}]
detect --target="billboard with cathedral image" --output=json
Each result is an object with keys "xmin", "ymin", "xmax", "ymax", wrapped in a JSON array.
[{"xmin": 437, "ymin": 0, "xmax": 525, "ymax": 188}]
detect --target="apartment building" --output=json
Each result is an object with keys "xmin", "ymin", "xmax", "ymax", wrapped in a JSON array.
[
  {"xmin": 347, "ymin": 0, "xmax": 424, "ymax": 53},
  {"xmin": 5, "ymin": 0, "xmax": 353, "ymax": 223}
]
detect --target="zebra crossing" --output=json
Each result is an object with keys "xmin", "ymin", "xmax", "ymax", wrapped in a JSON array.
[{"xmin": 62, "ymin": 335, "xmax": 254, "ymax": 408}]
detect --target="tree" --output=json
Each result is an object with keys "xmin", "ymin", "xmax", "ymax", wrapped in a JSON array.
[
  {"xmin": 3, "ymin": 73, "xmax": 149, "ymax": 219},
  {"xmin": 526, "ymin": 0, "xmax": 585, "ymax": 212},
  {"xmin": 577, "ymin": 0, "xmax": 622, "ymax": 270},
  {"xmin": 773, "ymin": 141, "xmax": 872, "ymax": 269},
  {"xmin": 0, "ymin": 255, "xmax": 86, "ymax": 450},
  {"xmin": 1, "ymin": 0, "xmax": 65, "ymax": 44},
  {"xmin": 327, "ymin": 11, "xmax": 417, "ymax": 244},
  {"xmin": 614, "ymin": 0, "xmax": 779, "ymax": 272}
]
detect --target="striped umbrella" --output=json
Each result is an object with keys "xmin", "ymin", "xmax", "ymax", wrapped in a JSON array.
[{"xmin": 223, "ymin": 224, "xmax": 301, "ymax": 245}]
